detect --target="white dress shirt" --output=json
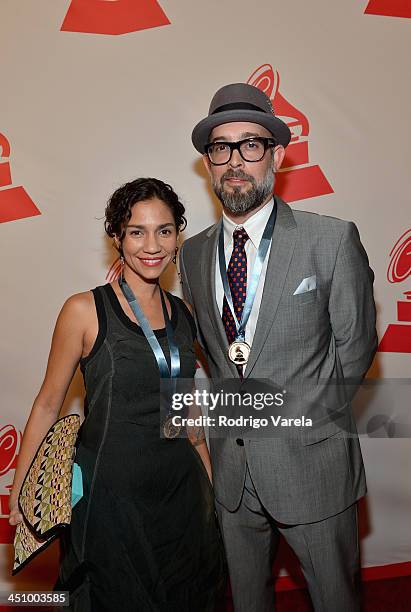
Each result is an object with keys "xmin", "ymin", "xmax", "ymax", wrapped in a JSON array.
[{"xmin": 215, "ymin": 198, "xmax": 274, "ymax": 358}]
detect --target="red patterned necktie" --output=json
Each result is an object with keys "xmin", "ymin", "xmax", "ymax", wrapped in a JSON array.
[{"xmin": 222, "ymin": 228, "xmax": 249, "ymax": 374}]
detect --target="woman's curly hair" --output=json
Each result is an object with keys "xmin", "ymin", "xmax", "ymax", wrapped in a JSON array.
[{"xmin": 104, "ymin": 178, "xmax": 187, "ymax": 254}]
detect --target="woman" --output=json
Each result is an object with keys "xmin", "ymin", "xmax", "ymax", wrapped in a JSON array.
[{"xmin": 9, "ymin": 178, "xmax": 226, "ymax": 611}]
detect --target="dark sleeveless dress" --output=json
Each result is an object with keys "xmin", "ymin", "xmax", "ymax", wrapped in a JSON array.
[{"xmin": 55, "ymin": 284, "xmax": 226, "ymax": 611}]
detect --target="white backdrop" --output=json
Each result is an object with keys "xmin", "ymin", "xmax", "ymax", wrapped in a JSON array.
[{"xmin": 1, "ymin": 0, "xmax": 410, "ymax": 591}]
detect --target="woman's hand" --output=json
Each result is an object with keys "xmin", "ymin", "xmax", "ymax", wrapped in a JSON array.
[{"xmin": 8, "ymin": 495, "xmax": 23, "ymax": 526}]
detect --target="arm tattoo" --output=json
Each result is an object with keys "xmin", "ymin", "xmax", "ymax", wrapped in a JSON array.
[{"xmin": 191, "ymin": 426, "xmax": 206, "ymax": 447}]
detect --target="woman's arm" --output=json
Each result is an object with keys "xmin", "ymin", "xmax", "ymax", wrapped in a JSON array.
[
  {"xmin": 8, "ymin": 293, "xmax": 93, "ymax": 526},
  {"xmin": 185, "ymin": 397, "xmax": 212, "ymax": 484},
  {"xmin": 192, "ymin": 438, "xmax": 212, "ymax": 485},
  {"xmin": 179, "ymin": 298, "xmax": 213, "ymax": 483}
]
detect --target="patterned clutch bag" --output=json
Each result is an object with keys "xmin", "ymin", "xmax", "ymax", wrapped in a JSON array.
[{"xmin": 12, "ymin": 414, "xmax": 82, "ymax": 574}]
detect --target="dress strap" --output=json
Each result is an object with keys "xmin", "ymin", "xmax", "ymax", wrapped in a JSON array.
[
  {"xmin": 80, "ymin": 287, "xmax": 107, "ymax": 369},
  {"xmin": 169, "ymin": 294, "xmax": 197, "ymax": 342}
]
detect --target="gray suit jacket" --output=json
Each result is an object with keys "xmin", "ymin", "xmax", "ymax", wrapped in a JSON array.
[{"xmin": 179, "ymin": 197, "xmax": 377, "ymax": 524}]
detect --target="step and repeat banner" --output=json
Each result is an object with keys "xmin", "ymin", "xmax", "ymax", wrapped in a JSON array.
[{"xmin": 1, "ymin": 0, "xmax": 410, "ymax": 592}]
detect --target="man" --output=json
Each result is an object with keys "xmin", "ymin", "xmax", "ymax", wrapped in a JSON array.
[{"xmin": 179, "ymin": 83, "xmax": 377, "ymax": 611}]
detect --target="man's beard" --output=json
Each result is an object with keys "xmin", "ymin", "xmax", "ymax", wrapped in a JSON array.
[{"xmin": 212, "ymin": 168, "xmax": 274, "ymax": 215}]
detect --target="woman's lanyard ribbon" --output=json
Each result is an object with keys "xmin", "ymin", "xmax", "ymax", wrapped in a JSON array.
[
  {"xmin": 218, "ymin": 200, "xmax": 277, "ymax": 342},
  {"xmin": 118, "ymin": 277, "xmax": 180, "ymax": 381}
]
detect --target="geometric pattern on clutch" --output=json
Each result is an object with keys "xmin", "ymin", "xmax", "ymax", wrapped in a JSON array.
[
  {"xmin": 13, "ymin": 518, "xmax": 56, "ymax": 574},
  {"xmin": 13, "ymin": 414, "xmax": 81, "ymax": 573}
]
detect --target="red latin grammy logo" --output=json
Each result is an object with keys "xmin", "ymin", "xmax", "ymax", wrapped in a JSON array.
[
  {"xmin": 379, "ymin": 229, "xmax": 411, "ymax": 353},
  {"xmin": 61, "ymin": 0, "xmax": 170, "ymax": 35},
  {"xmin": 0, "ymin": 425, "xmax": 22, "ymax": 544},
  {"xmin": 247, "ymin": 64, "xmax": 333, "ymax": 203},
  {"xmin": 0, "ymin": 133, "xmax": 41, "ymax": 224},
  {"xmin": 365, "ymin": 1, "xmax": 411, "ymax": 18}
]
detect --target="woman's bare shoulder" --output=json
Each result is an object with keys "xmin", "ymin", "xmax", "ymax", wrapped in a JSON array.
[
  {"xmin": 57, "ymin": 290, "xmax": 97, "ymax": 328},
  {"xmin": 63, "ymin": 290, "xmax": 95, "ymax": 311},
  {"xmin": 181, "ymin": 298, "xmax": 192, "ymax": 314}
]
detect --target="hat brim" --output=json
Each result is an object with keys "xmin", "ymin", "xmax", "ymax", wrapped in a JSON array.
[{"xmin": 191, "ymin": 109, "xmax": 291, "ymax": 153}]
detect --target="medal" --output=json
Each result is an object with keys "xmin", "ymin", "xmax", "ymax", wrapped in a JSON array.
[
  {"xmin": 219, "ymin": 200, "xmax": 277, "ymax": 372},
  {"xmin": 163, "ymin": 415, "xmax": 181, "ymax": 439},
  {"xmin": 228, "ymin": 340, "xmax": 251, "ymax": 365}
]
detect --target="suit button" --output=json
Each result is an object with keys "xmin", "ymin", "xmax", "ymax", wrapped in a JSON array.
[{"xmin": 236, "ymin": 438, "xmax": 244, "ymax": 446}]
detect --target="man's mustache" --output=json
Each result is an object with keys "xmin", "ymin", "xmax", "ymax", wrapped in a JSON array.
[{"xmin": 221, "ymin": 171, "xmax": 255, "ymax": 184}]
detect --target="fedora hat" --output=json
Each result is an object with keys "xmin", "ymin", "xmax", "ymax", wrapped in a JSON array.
[{"xmin": 192, "ymin": 82, "xmax": 291, "ymax": 153}]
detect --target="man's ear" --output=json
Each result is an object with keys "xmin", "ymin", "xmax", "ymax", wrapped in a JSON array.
[
  {"xmin": 273, "ymin": 145, "xmax": 286, "ymax": 172},
  {"xmin": 202, "ymin": 154, "xmax": 212, "ymax": 177}
]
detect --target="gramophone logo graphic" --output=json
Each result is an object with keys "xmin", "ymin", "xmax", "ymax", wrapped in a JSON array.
[
  {"xmin": 0, "ymin": 424, "xmax": 21, "ymax": 544},
  {"xmin": 0, "ymin": 133, "xmax": 41, "ymax": 224},
  {"xmin": 379, "ymin": 229, "xmax": 411, "ymax": 353},
  {"xmin": 247, "ymin": 64, "xmax": 333, "ymax": 203},
  {"xmin": 61, "ymin": 0, "xmax": 170, "ymax": 35},
  {"xmin": 365, "ymin": 1, "xmax": 411, "ymax": 18}
]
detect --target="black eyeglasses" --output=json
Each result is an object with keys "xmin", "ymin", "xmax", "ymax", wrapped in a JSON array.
[{"xmin": 205, "ymin": 137, "xmax": 276, "ymax": 165}]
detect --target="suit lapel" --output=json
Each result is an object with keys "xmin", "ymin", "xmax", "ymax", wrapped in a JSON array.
[
  {"xmin": 201, "ymin": 219, "xmax": 240, "ymax": 378},
  {"xmin": 244, "ymin": 198, "xmax": 297, "ymax": 378}
]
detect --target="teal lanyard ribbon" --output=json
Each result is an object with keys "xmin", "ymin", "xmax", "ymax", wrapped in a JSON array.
[
  {"xmin": 218, "ymin": 200, "xmax": 277, "ymax": 342},
  {"xmin": 118, "ymin": 278, "xmax": 180, "ymax": 381}
]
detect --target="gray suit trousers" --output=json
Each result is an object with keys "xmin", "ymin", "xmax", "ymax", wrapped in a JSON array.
[{"xmin": 216, "ymin": 457, "xmax": 361, "ymax": 612}]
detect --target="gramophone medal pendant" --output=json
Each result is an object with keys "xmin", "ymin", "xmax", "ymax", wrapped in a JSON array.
[{"xmin": 218, "ymin": 204, "xmax": 277, "ymax": 369}]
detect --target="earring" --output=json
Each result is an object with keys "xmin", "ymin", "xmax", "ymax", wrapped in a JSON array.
[
  {"xmin": 119, "ymin": 255, "xmax": 125, "ymax": 282},
  {"xmin": 172, "ymin": 247, "xmax": 178, "ymax": 265}
]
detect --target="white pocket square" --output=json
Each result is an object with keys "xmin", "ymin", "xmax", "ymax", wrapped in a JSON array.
[{"xmin": 293, "ymin": 275, "xmax": 316, "ymax": 295}]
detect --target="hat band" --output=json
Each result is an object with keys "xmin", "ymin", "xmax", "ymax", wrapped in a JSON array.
[{"xmin": 211, "ymin": 102, "xmax": 268, "ymax": 115}]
